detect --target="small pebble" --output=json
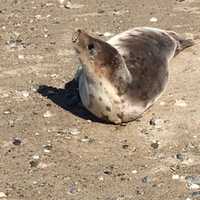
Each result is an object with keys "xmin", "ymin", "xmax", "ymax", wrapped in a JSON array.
[
  {"xmin": 142, "ymin": 176, "xmax": 151, "ymax": 183},
  {"xmin": 50, "ymin": 74, "xmax": 58, "ymax": 78},
  {"xmin": 96, "ymin": 32, "xmax": 104, "ymax": 36},
  {"xmin": 141, "ymin": 129, "xmax": 149, "ymax": 135},
  {"xmin": 122, "ymin": 144, "xmax": 129, "ymax": 149},
  {"xmin": 159, "ymin": 101, "xmax": 166, "ymax": 106},
  {"xmin": 9, "ymin": 120, "xmax": 14, "ymax": 127},
  {"xmin": 80, "ymin": 136, "xmax": 95, "ymax": 143},
  {"xmin": 176, "ymin": 153, "xmax": 185, "ymax": 161},
  {"xmin": 151, "ymin": 141, "xmax": 159, "ymax": 149},
  {"xmin": 30, "ymin": 154, "xmax": 40, "ymax": 167},
  {"xmin": 43, "ymin": 144, "xmax": 53, "ymax": 153},
  {"xmin": 16, "ymin": 90, "xmax": 29, "ymax": 98},
  {"xmin": 97, "ymin": 9, "xmax": 105, "ymax": 13},
  {"xmin": 18, "ymin": 54, "xmax": 25, "ymax": 59},
  {"xmin": 38, "ymin": 162, "xmax": 48, "ymax": 169},
  {"xmin": 22, "ymin": 91, "xmax": 29, "ymax": 98},
  {"xmin": 136, "ymin": 189, "xmax": 144, "ymax": 195},
  {"xmin": 43, "ymin": 111, "xmax": 53, "ymax": 118},
  {"xmin": 12, "ymin": 137, "xmax": 22, "ymax": 146},
  {"xmin": 149, "ymin": 118, "xmax": 163, "ymax": 127},
  {"xmin": 150, "ymin": 17, "xmax": 158, "ymax": 22},
  {"xmin": 68, "ymin": 183, "xmax": 78, "ymax": 195},
  {"xmin": 35, "ymin": 15, "xmax": 42, "ymax": 20},
  {"xmin": 44, "ymin": 149, "xmax": 50, "ymax": 153},
  {"xmin": 104, "ymin": 170, "xmax": 112, "ymax": 175},
  {"xmin": 172, "ymin": 174, "xmax": 180, "ymax": 180},
  {"xmin": 98, "ymin": 176, "xmax": 104, "ymax": 181},
  {"xmin": 3, "ymin": 110, "xmax": 11, "ymax": 115},
  {"xmin": 64, "ymin": 1, "xmax": 84, "ymax": 9},
  {"xmin": 58, "ymin": 0, "xmax": 65, "ymax": 4},
  {"xmin": 174, "ymin": 99, "xmax": 187, "ymax": 107},
  {"xmin": 30, "ymin": 159, "xmax": 39, "ymax": 168},
  {"xmin": 46, "ymin": 3, "xmax": 53, "ymax": 6},
  {"xmin": 31, "ymin": 84, "xmax": 40, "ymax": 92},
  {"xmin": 32, "ymin": 154, "xmax": 40, "ymax": 160},
  {"xmin": 68, "ymin": 128, "xmax": 80, "ymax": 135},
  {"xmin": 131, "ymin": 170, "xmax": 138, "ymax": 174},
  {"xmin": 0, "ymin": 192, "xmax": 7, "ymax": 198},
  {"xmin": 182, "ymin": 158, "xmax": 194, "ymax": 165},
  {"xmin": 103, "ymin": 32, "xmax": 114, "ymax": 37},
  {"xmin": 44, "ymin": 28, "xmax": 48, "ymax": 33}
]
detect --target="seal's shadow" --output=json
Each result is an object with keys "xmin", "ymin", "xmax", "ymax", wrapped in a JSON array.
[{"xmin": 37, "ymin": 79, "xmax": 104, "ymax": 123}]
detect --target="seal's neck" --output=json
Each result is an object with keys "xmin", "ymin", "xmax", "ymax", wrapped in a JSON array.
[{"xmin": 110, "ymin": 57, "xmax": 132, "ymax": 95}]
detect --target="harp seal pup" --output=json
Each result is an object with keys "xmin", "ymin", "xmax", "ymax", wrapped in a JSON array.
[{"xmin": 72, "ymin": 27, "xmax": 194, "ymax": 124}]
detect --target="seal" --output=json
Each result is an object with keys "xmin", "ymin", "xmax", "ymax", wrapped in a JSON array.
[{"xmin": 72, "ymin": 27, "xmax": 194, "ymax": 124}]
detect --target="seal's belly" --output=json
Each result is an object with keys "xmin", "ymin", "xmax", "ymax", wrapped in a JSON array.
[
  {"xmin": 79, "ymin": 73, "xmax": 122, "ymax": 123},
  {"xmin": 78, "ymin": 73, "xmax": 148, "ymax": 124}
]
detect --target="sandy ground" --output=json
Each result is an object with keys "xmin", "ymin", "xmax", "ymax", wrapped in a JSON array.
[{"xmin": 0, "ymin": 0, "xmax": 200, "ymax": 200}]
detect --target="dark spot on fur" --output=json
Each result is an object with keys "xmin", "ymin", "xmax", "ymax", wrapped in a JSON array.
[
  {"xmin": 141, "ymin": 57, "xmax": 145, "ymax": 63},
  {"xmin": 121, "ymin": 99, "xmax": 125, "ymax": 103},
  {"xmin": 131, "ymin": 59, "xmax": 137, "ymax": 63},
  {"xmin": 117, "ymin": 90, "xmax": 123, "ymax": 96},
  {"xmin": 119, "ymin": 76, "xmax": 123, "ymax": 80},
  {"xmin": 101, "ymin": 114, "xmax": 110, "ymax": 122},
  {"xmin": 99, "ymin": 97, "xmax": 102, "ymax": 101},
  {"xmin": 136, "ymin": 56, "xmax": 141, "ymax": 60},
  {"xmin": 114, "ymin": 100, "xmax": 120, "ymax": 104},
  {"xmin": 117, "ymin": 112, "xmax": 124, "ymax": 119},
  {"xmin": 99, "ymin": 82, "xmax": 102, "ymax": 86},
  {"xmin": 106, "ymin": 106, "xmax": 111, "ymax": 112},
  {"xmin": 136, "ymin": 83, "xmax": 142, "ymax": 90}
]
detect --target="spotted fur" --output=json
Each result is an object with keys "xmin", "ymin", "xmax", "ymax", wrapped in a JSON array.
[{"xmin": 72, "ymin": 28, "xmax": 194, "ymax": 124}]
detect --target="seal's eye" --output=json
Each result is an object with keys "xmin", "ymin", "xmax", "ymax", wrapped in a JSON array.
[
  {"xmin": 88, "ymin": 43, "xmax": 95, "ymax": 50},
  {"xmin": 87, "ymin": 43, "xmax": 97, "ymax": 56}
]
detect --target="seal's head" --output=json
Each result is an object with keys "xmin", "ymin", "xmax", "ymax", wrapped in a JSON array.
[{"xmin": 72, "ymin": 29, "xmax": 126, "ymax": 81}]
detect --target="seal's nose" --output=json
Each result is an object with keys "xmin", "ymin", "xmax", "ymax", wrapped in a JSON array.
[{"xmin": 72, "ymin": 29, "xmax": 82, "ymax": 43}]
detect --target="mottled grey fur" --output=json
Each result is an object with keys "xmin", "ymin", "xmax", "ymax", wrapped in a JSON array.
[{"xmin": 72, "ymin": 27, "xmax": 194, "ymax": 124}]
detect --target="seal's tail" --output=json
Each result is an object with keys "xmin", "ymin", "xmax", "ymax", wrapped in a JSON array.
[
  {"xmin": 175, "ymin": 38, "xmax": 194, "ymax": 56},
  {"xmin": 167, "ymin": 31, "xmax": 195, "ymax": 56}
]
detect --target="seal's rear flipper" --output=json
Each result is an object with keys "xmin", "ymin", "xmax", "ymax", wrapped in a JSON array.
[
  {"xmin": 167, "ymin": 31, "xmax": 195, "ymax": 56},
  {"xmin": 176, "ymin": 38, "xmax": 194, "ymax": 55}
]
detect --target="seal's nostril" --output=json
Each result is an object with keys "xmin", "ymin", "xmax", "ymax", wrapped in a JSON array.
[{"xmin": 72, "ymin": 29, "xmax": 81, "ymax": 43}]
